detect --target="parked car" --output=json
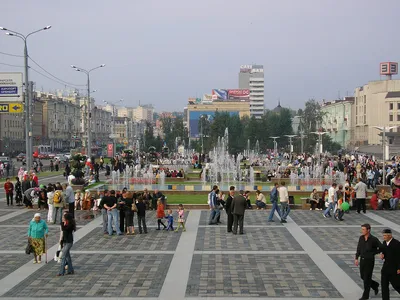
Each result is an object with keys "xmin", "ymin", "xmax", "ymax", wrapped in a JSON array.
[
  {"xmin": 48, "ymin": 153, "xmax": 56, "ymax": 159},
  {"xmin": 16, "ymin": 153, "xmax": 26, "ymax": 161},
  {"xmin": 38, "ymin": 153, "xmax": 48, "ymax": 159},
  {"xmin": 64, "ymin": 153, "xmax": 71, "ymax": 160}
]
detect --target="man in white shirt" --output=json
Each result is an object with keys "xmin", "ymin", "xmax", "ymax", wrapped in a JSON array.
[
  {"xmin": 323, "ymin": 183, "xmax": 337, "ymax": 218},
  {"xmin": 279, "ymin": 182, "xmax": 289, "ymax": 223},
  {"xmin": 354, "ymin": 178, "xmax": 368, "ymax": 214}
]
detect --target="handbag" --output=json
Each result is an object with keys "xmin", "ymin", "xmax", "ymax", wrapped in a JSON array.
[
  {"xmin": 25, "ymin": 241, "xmax": 33, "ymax": 255},
  {"xmin": 131, "ymin": 203, "xmax": 138, "ymax": 212}
]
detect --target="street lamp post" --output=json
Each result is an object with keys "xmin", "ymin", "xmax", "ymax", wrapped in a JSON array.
[
  {"xmin": 71, "ymin": 64, "xmax": 105, "ymax": 159},
  {"xmin": 1, "ymin": 25, "xmax": 51, "ymax": 170},
  {"xmin": 270, "ymin": 137, "xmax": 279, "ymax": 157},
  {"xmin": 285, "ymin": 135, "xmax": 297, "ymax": 161},
  {"xmin": 373, "ymin": 126, "xmax": 398, "ymax": 185},
  {"xmin": 104, "ymin": 99, "xmax": 123, "ymax": 158}
]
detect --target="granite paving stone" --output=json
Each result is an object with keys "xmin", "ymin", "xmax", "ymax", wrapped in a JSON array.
[
  {"xmin": 290, "ymin": 210, "xmax": 381, "ymax": 226},
  {"xmin": 4, "ymin": 254, "xmax": 172, "ymax": 298},
  {"xmin": 302, "ymin": 227, "xmax": 399, "ymax": 251},
  {"xmin": 199, "ymin": 210, "xmax": 282, "ymax": 226},
  {"xmin": 371, "ymin": 210, "xmax": 400, "ymax": 226},
  {"xmin": 186, "ymin": 254, "xmax": 342, "ymax": 298},
  {"xmin": 195, "ymin": 226, "xmax": 303, "ymax": 251},
  {"xmin": 330, "ymin": 254, "xmax": 400, "ymax": 298},
  {"xmin": 0, "ymin": 210, "xmax": 38, "ymax": 225},
  {"xmin": 0, "ymin": 210, "xmax": 11, "ymax": 217},
  {"xmin": 74, "ymin": 227, "xmax": 182, "ymax": 251},
  {"xmin": 0, "ymin": 254, "xmax": 32, "ymax": 280},
  {"xmin": 0, "ymin": 227, "xmax": 61, "ymax": 251}
]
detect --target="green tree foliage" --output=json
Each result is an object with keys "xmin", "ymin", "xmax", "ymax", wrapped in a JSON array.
[{"xmin": 160, "ymin": 116, "xmax": 188, "ymax": 151}]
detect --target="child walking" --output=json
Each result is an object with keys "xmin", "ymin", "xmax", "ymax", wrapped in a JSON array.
[
  {"xmin": 175, "ymin": 204, "xmax": 186, "ymax": 232},
  {"xmin": 165, "ymin": 209, "xmax": 174, "ymax": 231},
  {"xmin": 156, "ymin": 200, "xmax": 167, "ymax": 230}
]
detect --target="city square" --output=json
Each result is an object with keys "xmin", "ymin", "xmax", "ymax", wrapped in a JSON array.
[{"xmin": 0, "ymin": 201, "xmax": 399, "ymax": 300}]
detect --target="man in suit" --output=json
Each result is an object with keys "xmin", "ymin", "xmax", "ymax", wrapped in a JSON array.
[
  {"xmin": 225, "ymin": 186, "xmax": 235, "ymax": 233},
  {"xmin": 231, "ymin": 190, "xmax": 246, "ymax": 235},
  {"xmin": 380, "ymin": 228, "xmax": 400, "ymax": 300}
]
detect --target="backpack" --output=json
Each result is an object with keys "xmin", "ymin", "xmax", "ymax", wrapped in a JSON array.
[{"xmin": 53, "ymin": 190, "xmax": 62, "ymax": 204}]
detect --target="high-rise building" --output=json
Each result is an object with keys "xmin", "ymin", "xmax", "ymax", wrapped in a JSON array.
[{"xmin": 239, "ymin": 64, "xmax": 264, "ymax": 118}]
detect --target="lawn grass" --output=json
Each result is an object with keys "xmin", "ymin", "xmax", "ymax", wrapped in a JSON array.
[{"xmin": 166, "ymin": 194, "xmax": 304, "ymax": 205}]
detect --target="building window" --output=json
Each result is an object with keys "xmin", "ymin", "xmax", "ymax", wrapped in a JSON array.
[
  {"xmin": 398, "ymin": 103, "xmax": 400, "ymax": 110},
  {"xmin": 389, "ymin": 114, "xmax": 393, "ymax": 121},
  {"xmin": 390, "ymin": 103, "xmax": 394, "ymax": 110},
  {"xmin": 398, "ymin": 114, "xmax": 400, "ymax": 121}
]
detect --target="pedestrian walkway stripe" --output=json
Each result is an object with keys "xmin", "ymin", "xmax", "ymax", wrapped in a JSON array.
[
  {"xmin": 159, "ymin": 210, "xmax": 200, "ymax": 300},
  {"xmin": 284, "ymin": 215, "xmax": 362, "ymax": 299}
]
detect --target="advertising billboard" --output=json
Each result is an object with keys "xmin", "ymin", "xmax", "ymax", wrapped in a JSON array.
[
  {"xmin": 202, "ymin": 94, "xmax": 213, "ymax": 102},
  {"xmin": 212, "ymin": 89, "xmax": 228, "ymax": 100},
  {"xmin": 228, "ymin": 89, "xmax": 250, "ymax": 100},
  {"xmin": 0, "ymin": 72, "xmax": 23, "ymax": 102},
  {"xmin": 189, "ymin": 110, "xmax": 239, "ymax": 137}
]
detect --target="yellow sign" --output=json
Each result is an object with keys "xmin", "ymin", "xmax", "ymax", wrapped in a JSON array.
[{"xmin": 0, "ymin": 102, "xmax": 23, "ymax": 113}]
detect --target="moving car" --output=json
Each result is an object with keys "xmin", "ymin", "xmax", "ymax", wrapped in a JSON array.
[{"xmin": 16, "ymin": 153, "xmax": 26, "ymax": 161}]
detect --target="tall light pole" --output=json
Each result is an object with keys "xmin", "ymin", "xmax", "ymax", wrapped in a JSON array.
[
  {"xmin": 71, "ymin": 64, "xmax": 105, "ymax": 159},
  {"xmin": 104, "ymin": 99, "xmax": 123, "ymax": 158},
  {"xmin": 285, "ymin": 135, "xmax": 297, "ymax": 161},
  {"xmin": 373, "ymin": 126, "xmax": 398, "ymax": 185},
  {"xmin": 299, "ymin": 131, "xmax": 305, "ymax": 154},
  {"xmin": 311, "ymin": 131, "xmax": 327, "ymax": 170},
  {"xmin": 1, "ymin": 25, "xmax": 51, "ymax": 170},
  {"xmin": 270, "ymin": 136, "xmax": 279, "ymax": 157}
]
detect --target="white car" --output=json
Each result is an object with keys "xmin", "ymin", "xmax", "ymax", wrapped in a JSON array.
[{"xmin": 64, "ymin": 153, "xmax": 71, "ymax": 160}]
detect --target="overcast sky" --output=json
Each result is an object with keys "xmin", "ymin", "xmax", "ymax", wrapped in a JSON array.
[{"xmin": 1, "ymin": 0, "xmax": 399, "ymax": 112}]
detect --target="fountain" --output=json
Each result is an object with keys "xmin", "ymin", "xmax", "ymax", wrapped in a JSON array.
[
  {"xmin": 159, "ymin": 169, "xmax": 166, "ymax": 189},
  {"xmin": 249, "ymin": 166, "xmax": 255, "ymax": 188}
]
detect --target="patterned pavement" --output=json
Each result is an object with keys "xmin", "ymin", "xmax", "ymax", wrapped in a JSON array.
[{"xmin": 0, "ymin": 205, "xmax": 399, "ymax": 299}]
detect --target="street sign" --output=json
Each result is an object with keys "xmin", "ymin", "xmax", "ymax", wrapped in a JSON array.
[
  {"xmin": 0, "ymin": 73, "xmax": 23, "ymax": 102},
  {"xmin": 0, "ymin": 103, "xmax": 24, "ymax": 113}
]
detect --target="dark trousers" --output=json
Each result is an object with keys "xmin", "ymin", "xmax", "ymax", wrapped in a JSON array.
[
  {"xmin": 68, "ymin": 203, "xmax": 75, "ymax": 218},
  {"xmin": 157, "ymin": 218, "xmax": 166, "ymax": 229},
  {"xmin": 226, "ymin": 212, "xmax": 233, "ymax": 232},
  {"xmin": 137, "ymin": 215, "xmax": 147, "ymax": 233},
  {"xmin": 119, "ymin": 210, "xmax": 125, "ymax": 233},
  {"xmin": 382, "ymin": 271, "xmax": 400, "ymax": 300},
  {"xmin": 360, "ymin": 258, "xmax": 379, "ymax": 299},
  {"xmin": 6, "ymin": 193, "xmax": 13, "ymax": 206},
  {"xmin": 357, "ymin": 198, "xmax": 366, "ymax": 213},
  {"xmin": 232, "ymin": 214, "xmax": 244, "ymax": 234}
]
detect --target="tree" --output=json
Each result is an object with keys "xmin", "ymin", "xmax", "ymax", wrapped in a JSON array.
[{"xmin": 297, "ymin": 99, "xmax": 324, "ymax": 153}]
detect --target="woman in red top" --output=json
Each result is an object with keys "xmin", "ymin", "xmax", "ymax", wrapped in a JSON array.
[
  {"xmin": 4, "ymin": 178, "xmax": 14, "ymax": 206},
  {"xmin": 369, "ymin": 190, "xmax": 379, "ymax": 210},
  {"xmin": 156, "ymin": 200, "xmax": 166, "ymax": 230}
]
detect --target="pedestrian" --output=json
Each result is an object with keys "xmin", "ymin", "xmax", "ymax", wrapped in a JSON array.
[
  {"xmin": 355, "ymin": 223, "xmax": 381, "ymax": 300},
  {"xmin": 255, "ymin": 190, "xmax": 266, "ymax": 209},
  {"xmin": 156, "ymin": 199, "xmax": 167, "ymax": 230},
  {"xmin": 4, "ymin": 177, "xmax": 14, "ymax": 206},
  {"xmin": 324, "ymin": 183, "xmax": 337, "ymax": 218},
  {"xmin": 225, "ymin": 186, "xmax": 235, "ymax": 232},
  {"xmin": 123, "ymin": 192, "xmax": 135, "ymax": 235},
  {"xmin": 165, "ymin": 209, "xmax": 174, "ymax": 231},
  {"xmin": 231, "ymin": 190, "xmax": 247, "ymax": 235},
  {"xmin": 380, "ymin": 228, "xmax": 400, "ymax": 300},
  {"xmin": 208, "ymin": 185, "xmax": 219, "ymax": 225},
  {"xmin": 52, "ymin": 187, "xmax": 64, "ymax": 224},
  {"xmin": 268, "ymin": 183, "xmax": 282, "ymax": 222},
  {"xmin": 354, "ymin": 178, "xmax": 368, "ymax": 214},
  {"xmin": 15, "ymin": 176, "xmax": 23, "ymax": 206},
  {"xmin": 136, "ymin": 196, "xmax": 147, "ymax": 234},
  {"xmin": 47, "ymin": 186, "xmax": 54, "ymax": 223},
  {"xmin": 279, "ymin": 181, "xmax": 290, "ymax": 223},
  {"xmin": 99, "ymin": 190, "xmax": 109, "ymax": 234},
  {"xmin": 27, "ymin": 213, "xmax": 48, "ymax": 264},
  {"xmin": 104, "ymin": 190, "xmax": 123, "ymax": 236},
  {"xmin": 62, "ymin": 183, "xmax": 75, "ymax": 218},
  {"xmin": 175, "ymin": 204, "xmax": 186, "ymax": 232},
  {"xmin": 57, "ymin": 213, "xmax": 76, "ymax": 276}
]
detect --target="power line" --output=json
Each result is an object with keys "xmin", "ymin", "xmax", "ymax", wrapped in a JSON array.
[
  {"xmin": 0, "ymin": 51, "xmax": 23, "ymax": 58},
  {"xmin": 0, "ymin": 62, "xmax": 24, "ymax": 67},
  {"xmin": 30, "ymin": 67, "xmax": 83, "ymax": 89},
  {"xmin": 28, "ymin": 55, "xmax": 86, "ymax": 87}
]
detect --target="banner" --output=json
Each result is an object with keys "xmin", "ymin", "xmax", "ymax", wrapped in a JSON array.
[
  {"xmin": 107, "ymin": 144, "xmax": 113, "ymax": 157},
  {"xmin": 228, "ymin": 89, "xmax": 250, "ymax": 100}
]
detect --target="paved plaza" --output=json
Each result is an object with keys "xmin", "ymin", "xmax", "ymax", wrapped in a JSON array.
[{"xmin": 0, "ymin": 203, "xmax": 399, "ymax": 300}]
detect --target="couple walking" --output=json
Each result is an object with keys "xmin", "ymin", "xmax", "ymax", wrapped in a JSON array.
[
  {"xmin": 268, "ymin": 182, "xmax": 290, "ymax": 223},
  {"xmin": 225, "ymin": 186, "xmax": 247, "ymax": 234}
]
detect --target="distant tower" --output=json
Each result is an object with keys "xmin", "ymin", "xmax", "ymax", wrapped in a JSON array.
[{"xmin": 380, "ymin": 62, "xmax": 398, "ymax": 80}]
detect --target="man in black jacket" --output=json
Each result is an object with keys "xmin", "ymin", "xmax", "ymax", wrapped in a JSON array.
[
  {"xmin": 355, "ymin": 223, "xmax": 381, "ymax": 300},
  {"xmin": 225, "ymin": 186, "xmax": 235, "ymax": 233},
  {"xmin": 231, "ymin": 190, "xmax": 246, "ymax": 235},
  {"xmin": 380, "ymin": 228, "xmax": 400, "ymax": 300}
]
